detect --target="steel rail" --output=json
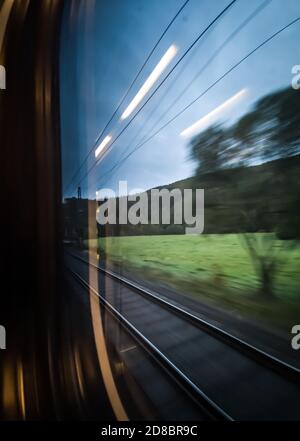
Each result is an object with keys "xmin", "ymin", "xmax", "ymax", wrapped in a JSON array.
[
  {"xmin": 67, "ymin": 266, "xmax": 232, "ymax": 421},
  {"xmin": 66, "ymin": 250, "xmax": 300, "ymax": 383}
]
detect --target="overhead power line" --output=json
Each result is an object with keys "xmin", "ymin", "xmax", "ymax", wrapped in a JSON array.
[
  {"xmin": 75, "ymin": 0, "xmax": 238, "ymax": 192},
  {"xmin": 63, "ymin": 0, "xmax": 191, "ymax": 194},
  {"xmin": 102, "ymin": 0, "xmax": 271, "ymax": 183},
  {"xmin": 94, "ymin": 15, "xmax": 300, "ymax": 190}
]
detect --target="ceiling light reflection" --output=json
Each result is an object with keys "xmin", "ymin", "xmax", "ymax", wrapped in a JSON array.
[
  {"xmin": 95, "ymin": 135, "xmax": 112, "ymax": 158},
  {"xmin": 121, "ymin": 45, "xmax": 178, "ymax": 120},
  {"xmin": 180, "ymin": 88, "xmax": 247, "ymax": 138}
]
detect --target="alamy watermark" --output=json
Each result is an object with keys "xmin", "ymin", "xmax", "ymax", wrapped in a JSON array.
[
  {"xmin": 291, "ymin": 65, "xmax": 300, "ymax": 90},
  {"xmin": 0, "ymin": 325, "xmax": 6, "ymax": 350},
  {"xmin": 291, "ymin": 325, "xmax": 300, "ymax": 350},
  {"xmin": 96, "ymin": 181, "xmax": 204, "ymax": 234},
  {"xmin": 0, "ymin": 65, "xmax": 6, "ymax": 90}
]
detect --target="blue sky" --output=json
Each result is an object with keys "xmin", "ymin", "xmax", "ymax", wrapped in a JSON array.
[{"xmin": 60, "ymin": 0, "xmax": 300, "ymax": 198}]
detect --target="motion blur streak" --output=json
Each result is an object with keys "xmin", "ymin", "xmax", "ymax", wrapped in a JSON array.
[
  {"xmin": 180, "ymin": 88, "xmax": 247, "ymax": 137},
  {"xmin": 121, "ymin": 44, "xmax": 178, "ymax": 120},
  {"xmin": 0, "ymin": 0, "xmax": 15, "ymax": 51},
  {"xmin": 74, "ymin": 346, "xmax": 85, "ymax": 399},
  {"xmin": 2, "ymin": 361, "xmax": 17, "ymax": 419},
  {"xmin": 85, "ymin": 40, "xmax": 127, "ymax": 419},
  {"xmin": 17, "ymin": 362, "xmax": 26, "ymax": 420},
  {"xmin": 88, "ymin": 250, "xmax": 128, "ymax": 421}
]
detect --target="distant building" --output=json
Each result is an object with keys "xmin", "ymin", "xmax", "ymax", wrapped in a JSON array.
[{"xmin": 63, "ymin": 197, "xmax": 97, "ymax": 243}]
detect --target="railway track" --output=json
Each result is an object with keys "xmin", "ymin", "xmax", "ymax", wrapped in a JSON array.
[{"xmin": 65, "ymin": 250, "xmax": 300, "ymax": 420}]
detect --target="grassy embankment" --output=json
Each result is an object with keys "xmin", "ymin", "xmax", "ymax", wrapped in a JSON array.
[{"xmin": 86, "ymin": 233, "xmax": 300, "ymax": 329}]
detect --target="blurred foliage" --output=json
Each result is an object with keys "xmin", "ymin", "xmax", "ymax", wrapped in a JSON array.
[
  {"xmin": 64, "ymin": 87, "xmax": 300, "ymax": 299},
  {"xmin": 190, "ymin": 87, "xmax": 300, "ymax": 297}
]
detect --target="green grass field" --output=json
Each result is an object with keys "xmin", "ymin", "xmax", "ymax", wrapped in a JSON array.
[{"xmin": 89, "ymin": 234, "xmax": 300, "ymax": 328}]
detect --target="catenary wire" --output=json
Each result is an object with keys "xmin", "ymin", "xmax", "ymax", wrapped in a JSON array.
[
  {"xmin": 63, "ymin": 0, "xmax": 191, "ymax": 194},
  {"xmin": 73, "ymin": 0, "xmax": 238, "ymax": 193},
  {"xmin": 96, "ymin": 0, "xmax": 271, "ymax": 186},
  {"xmin": 94, "ymin": 15, "xmax": 300, "ymax": 190}
]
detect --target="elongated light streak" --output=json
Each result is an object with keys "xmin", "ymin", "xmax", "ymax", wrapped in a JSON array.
[
  {"xmin": 95, "ymin": 135, "xmax": 112, "ymax": 158},
  {"xmin": 121, "ymin": 45, "xmax": 178, "ymax": 120},
  {"xmin": 180, "ymin": 88, "xmax": 247, "ymax": 138}
]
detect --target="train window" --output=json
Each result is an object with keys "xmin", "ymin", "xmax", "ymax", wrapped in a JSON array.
[{"xmin": 60, "ymin": 0, "xmax": 300, "ymax": 420}]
